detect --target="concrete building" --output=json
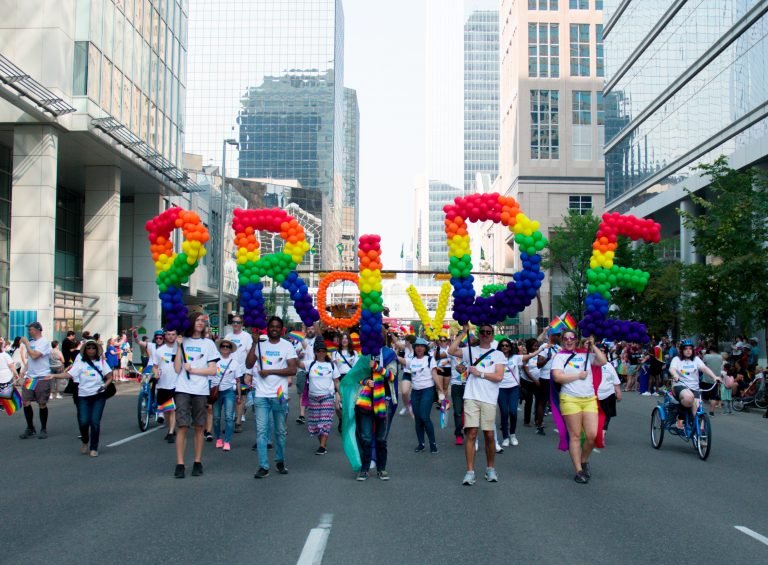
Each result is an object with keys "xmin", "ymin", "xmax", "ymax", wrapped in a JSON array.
[
  {"xmin": 498, "ymin": 0, "xmax": 606, "ymax": 330},
  {"xmin": 602, "ymin": 0, "xmax": 768, "ymax": 268},
  {"xmin": 0, "ymin": 0, "xmax": 196, "ymax": 340}
]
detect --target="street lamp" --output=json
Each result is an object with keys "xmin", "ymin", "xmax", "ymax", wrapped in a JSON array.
[{"xmin": 217, "ymin": 138, "xmax": 239, "ymax": 337}]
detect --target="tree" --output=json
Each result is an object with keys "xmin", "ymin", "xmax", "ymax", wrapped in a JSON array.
[
  {"xmin": 679, "ymin": 157, "xmax": 768, "ymax": 337},
  {"xmin": 680, "ymin": 263, "xmax": 732, "ymax": 344},
  {"xmin": 542, "ymin": 211, "xmax": 601, "ymax": 323}
]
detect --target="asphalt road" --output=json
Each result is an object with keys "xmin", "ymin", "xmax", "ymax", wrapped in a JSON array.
[{"xmin": 2, "ymin": 383, "xmax": 767, "ymax": 564}]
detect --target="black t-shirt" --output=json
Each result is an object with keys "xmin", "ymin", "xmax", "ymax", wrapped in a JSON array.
[{"xmin": 61, "ymin": 338, "xmax": 79, "ymax": 365}]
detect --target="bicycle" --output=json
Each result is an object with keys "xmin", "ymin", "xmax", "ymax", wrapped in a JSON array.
[
  {"xmin": 650, "ymin": 381, "xmax": 717, "ymax": 461},
  {"xmin": 732, "ymin": 374, "xmax": 767, "ymax": 412},
  {"xmin": 137, "ymin": 369, "xmax": 158, "ymax": 432}
]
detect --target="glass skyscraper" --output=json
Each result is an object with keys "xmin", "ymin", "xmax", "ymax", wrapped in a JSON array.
[
  {"xmin": 186, "ymin": 0, "xmax": 346, "ymax": 268},
  {"xmin": 464, "ymin": 10, "xmax": 499, "ymax": 194},
  {"xmin": 603, "ymin": 1, "xmax": 768, "ymax": 214}
]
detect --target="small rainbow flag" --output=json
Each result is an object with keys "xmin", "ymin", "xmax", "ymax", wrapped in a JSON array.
[
  {"xmin": 654, "ymin": 345, "xmax": 663, "ymax": 363},
  {"xmin": 460, "ymin": 333, "xmax": 475, "ymax": 345},
  {"xmin": 350, "ymin": 332, "xmax": 361, "ymax": 351},
  {"xmin": 239, "ymin": 382, "xmax": 251, "ymax": 394},
  {"xmin": 276, "ymin": 385, "xmax": 285, "ymax": 402},
  {"xmin": 324, "ymin": 340, "xmax": 338, "ymax": 353},
  {"xmin": 286, "ymin": 330, "xmax": 305, "ymax": 341},
  {"xmin": 156, "ymin": 398, "xmax": 176, "ymax": 413},
  {"xmin": 549, "ymin": 316, "xmax": 564, "ymax": 331},
  {"xmin": 562, "ymin": 312, "xmax": 578, "ymax": 331},
  {"xmin": 1, "ymin": 389, "xmax": 22, "ymax": 416},
  {"xmin": 23, "ymin": 377, "xmax": 38, "ymax": 391}
]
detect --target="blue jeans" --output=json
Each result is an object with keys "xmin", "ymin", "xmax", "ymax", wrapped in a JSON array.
[
  {"xmin": 498, "ymin": 386, "xmax": 520, "ymax": 439},
  {"xmin": 212, "ymin": 388, "xmax": 236, "ymax": 442},
  {"xmin": 411, "ymin": 386, "xmax": 436, "ymax": 447},
  {"xmin": 255, "ymin": 396, "xmax": 287, "ymax": 470},
  {"xmin": 356, "ymin": 402, "xmax": 392, "ymax": 471},
  {"xmin": 77, "ymin": 394, "xmax": 106, "ymax": 451}
]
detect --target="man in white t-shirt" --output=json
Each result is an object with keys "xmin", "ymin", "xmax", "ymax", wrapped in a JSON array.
[
  {"xmin": 152, "ymin": 328, "xmax": 180, "ymax": 442},
  {"xmin": 449, "ymin": 324, "xmax": 505, "ymax": 485},
  {"xmin": 225, "ymin": 314, "xmax": 253, "ymax": 432},
  {"xmin": 246, "ymin": 316, "xmax": 298, "ymax": 478},
  {"xmin": 19, "ymin": 322, "xmax": 53, "ymax": 439}
]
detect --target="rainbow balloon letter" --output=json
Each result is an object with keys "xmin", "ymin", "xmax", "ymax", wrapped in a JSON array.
[{"xmin": 357, "ymin": 235, "xmax": 384, "ymax": 355}]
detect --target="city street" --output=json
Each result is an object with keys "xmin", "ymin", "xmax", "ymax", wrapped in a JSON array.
[{"xmin": 2, "ymin": 385, "xmax": 767, "ymax": 564}]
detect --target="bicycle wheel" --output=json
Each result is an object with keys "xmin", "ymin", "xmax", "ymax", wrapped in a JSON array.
[
  {"xmin": 651, "ymin": 407, "xmax": 664, "ymax": 449},
  {"xmin": 695, "ymin": 413, "xmax": 711, "ymax": 460},
  {"xmin": 755, "ymin": 384, "xmax": 767, "ymax": 409},
  {"xmin": 732, "ymin": 398, "xmax": 744, "ymax": 412},
  {"xmin": 137, "ymin": 388, "xmax": 151, "ymax": 432}
]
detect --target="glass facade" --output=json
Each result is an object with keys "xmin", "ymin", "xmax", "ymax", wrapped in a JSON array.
[
  {"xmin": 529, "ymin": 0, "xmax": 559, "ymax": 9},
  {"xmin": 530, "ymin": 89, "xmax": 560, "ymax": 159},
  {"xmin": 528, "ymin": 23, "xmax": 560, "ymax": 79},
  {"xmin": 73, "ymin": 0, "xmax": 188, "ymax": 167},
  {"xmin": 604, "ymin": 1, "xmax": 768, "ymax": 209},
  {"xmin": 54, "ymin": 188, "xmax": 84, "ymax": 293},
  {"xmin": 0, "ymin": 144, "xmax": 10, "ymax": 337},
  {"xmin": 569, "ymin": 23, "xmax": 590, "ymax": 77},
  {"xmin": 428, "ymin": 181, "xmax": 463, "ymax": 269},
  {"xmin": 464, "ymin": 10, "xmax": 499, "ymax": 193}
]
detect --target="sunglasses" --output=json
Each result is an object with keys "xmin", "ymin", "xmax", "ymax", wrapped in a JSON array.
[
  {"xmin": 232, "ymin": 320, "xmax": 243, "ymax": 325},
  {"xmin": 478, "ymin": 330, "xmax": 493, "ymax": 336},
  {"xmin": 220, "ymin": 344, "xmax": 233, "ymax": 349},
  {"xmin": 564, "ymin": 337, "xmax": 577, "ymax": 341},
  {"xmin": 85, "ymin": 345, "xmax": 97, "ymax": 349}
]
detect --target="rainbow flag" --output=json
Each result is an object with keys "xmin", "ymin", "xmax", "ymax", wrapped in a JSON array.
[
  {"xmin": 324, "ymin": 340, "xmax": 338, "ymax": 353},
  {"xmin": 349, "ymin": 332, "xmax": 361, "ymax": 351},
  {"xmin": 654, "ymin": 345, "xmax": 663, "ymax": 363},
  {"xmin": 239, "ymin": 382, "xmax": 251, "ymax": 394},
  {"xmin": 23, "ymin": 377, "xmax": 38, "ymax": 391},
  {"xmin": 460, "ymin": 332, "xmax": 475, "ymax": 345},
  {"xmin": 1, "ymin": 389, "xmax": 22, "ymax": 416},
  {"xmin": 549, "ymin": 316, "xmax": 564, "ymax": 331},
  {"xmin": 286, "ymin": 330, "xmax": 305, "ymax": 341},
  {"xmin": 562, "ymin": 312, "xmax": 578, "ymax": 331},
  {"xmin": 276, "ymin": 385, "xmax": 285, "ymax": 401},
  {"xmin": 156, "ymin": 398, "xmax": 176, "ymax": 413}
]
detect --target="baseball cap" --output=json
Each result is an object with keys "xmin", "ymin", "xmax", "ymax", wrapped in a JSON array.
[{"xmin": 414, "ymin": 338, "xmax": 430, "ymax": 347}]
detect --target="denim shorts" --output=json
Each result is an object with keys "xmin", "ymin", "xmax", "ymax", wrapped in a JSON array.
[{"xmin": 174, "ymin": 392, "xmax": 207, "ymax": 427}]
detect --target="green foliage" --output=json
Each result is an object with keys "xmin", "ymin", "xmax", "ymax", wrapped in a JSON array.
[{"xmin": 680, "ymin": 263, "xmax": 732, "ymax": 343}]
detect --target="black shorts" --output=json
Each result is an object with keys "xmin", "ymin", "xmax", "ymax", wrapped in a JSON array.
[
  {"xmin": 156, "ymin": 388, "xmax": 175, "ymax": 405},
  {"xmin": 702, "ymin": 383, "xmax": 720, "ymax": 401},
  {"xmin": 599, "ymin": 395, "xmax": 617, "ymax": 418},
  {"xmin": 672, "ymin": 384, "xmax": 701, "ymax": 400},
  {"xmin": 436, "ymin": 367, "xmax": 451, "ymax": 378},
  {"xmin": 401, "ymin": 372, "xmax": 412, "ymax": 382}
]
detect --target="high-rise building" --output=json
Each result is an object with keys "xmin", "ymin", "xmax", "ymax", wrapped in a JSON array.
[
  {"xmin": 602, "ymin": 1, "xmax": 768, "ymax": 266},
  {"xmin": 0, "ymin": 0, "xmax": 195, "ymax": 340},
  {"xmin": 186, "ymin": 0, "xmax": 346, "ymax": 270},
  {"xmin": 498, "ymin": 0, "xmax": 606, "ymax": 330},
  {"xmin": 341, "ymin": 87, "xmax": 360, "ymax": 269},
  {"xmin": 464, "ymin": 10, "xmax": 499, "ymax": 195}
]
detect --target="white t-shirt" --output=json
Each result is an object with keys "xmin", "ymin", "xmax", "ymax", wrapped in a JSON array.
[
  {"xmin": 501, "ymin": 354, "xmax": 523, "ymax": 388},
  {"xmin": 68, "ymin": 358, "xmax": 111, "ymax": 397},
  {"xmin": 450, "ymin": 352, "xmax": 465, "ymax": 385},
  {"xmin": 152, "ymin": 344, "xmax": 179, "ymax": 390},
  {"xmin": 462, "ymin": 346, "xmax": 506, "ymax": 405},
  {"xmin": 305, "ymin": 360, "xmax": 340, "ymax": 396},
  {"xmin": 401, "ymin": 349, "xmax": 414, "ymax": 374},
  {"xmin": 670, "ymin": 356, "xmax": 706, "ymax": 391},
  {"xmin": 552, "ymin": 350, "xmax": 598, "ymax": 398},
  {"xmin": 301, "ymin": 337, "xmax": 317, "ymax": 366},
  {"xmin": 537, "ymin": 344, "xmax": 560, "ymax": 380},
  {"xmin": 407, "ymin": 355, "xmax": 435, "ymax": 390},
  {"xmin": 175, "ymin": 337, "xmax": 220, "ymax": 396},
  {"xmin": 597, "ymin": 363, "xmax": 621, "ymax": 400},
  {"xmin": 0, "ymin": 352, "xmax": 14, "ymax": 383},
  {"xmin": 26, "ymin": 338, "xmax": 52, "ymax": 377},
  {"xmin": 435, "ymin": 347, "xmax": 451, "ymax": 369},
  {"xmin": 146, "ymin": 341, "xmax": 158, "ymax": 366},
  {"xmin": 252, "ymin": 338, "xmax": 297, "ymax": 398},
  {"xmin": 213, "ymin": 357, "xmax": 241, "ymax": 392},
  {"xmin": 523, "ymin": 357, "xmax": 540, "ymax": 382},
  {"xmin": 225, "ymin": 331, "xmax": 253, "ymax": 370},
  {"xmin": 332, "ymin": 350, "xmax": 359, "ymax": 376}
]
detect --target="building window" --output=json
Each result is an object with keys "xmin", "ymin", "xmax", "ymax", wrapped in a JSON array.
[
  {"xmin": 595, "ymin": 0, "xmax": 604, "ymax": 9},
  {"xmin": 530, "ymin": 90, "xmax": 559, "ymax": 160},
  {"xmin": 569, "ymin": 0, "xmax": 588, "ymax": 8},
  {"xmin": 572, "ymin": 91, "xmax": 592, "ymax": 161},
  {"xmin": 597, "ymin": 91, "xmax": 605, "ymax": 159},
  {"xmin": 528, "ymin": 0, "xmax": 559, "ymax": 9},
  {"xmin": 73, "ymin": 41, "xmax": 88, "ymax": 96},
  {"xmin": 569, "ymin": 195, "xmax": 592, "ymax": 214},
  {"xmin": 528, "ymin": 23, "xmax": 559, "ymax": 78},
  {"xmin": 570, "ymin": 24, "xmax": 590, "ymax": 77},
  {"xmin": 596, "ymin": 24, "xmax": 604, "ymax": 78}
]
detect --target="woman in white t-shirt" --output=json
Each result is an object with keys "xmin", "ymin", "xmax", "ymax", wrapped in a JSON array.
[
  {"xmin": 497, "ymin": 339, "xmax": 545, "ymax": 447},
  {"xmin": 0, "ymin": 348, "xmax": 19, "ymax": 400},
  {"xmin": 407, "ymin": 338, "xmax": 440, "ymax": 453},
  {"xmin": 52, "ymin": 339, "xmax": 113, "ymax": 457},
  {"xmin": 551, "ymin": 330, "xmax": 607, "ymax": 484},
  {"xmin": 669, "ymin": 339, "xmax": 719, "ymax": 430},
  {"xmin": 304, "ymin": 341, "xmax": 340, "ymax": 454},
  {"xmin": 332, "ymin": 333, "xmax": 359, "ymax": 379},
  {"xmin": 173, "ymin": 313, "xmax": 219, "ymax": 479},
  {"xmin": 210, "ymin": 339, "xmax": 241, "ymax": 452},
  {"xmin": 596, "ymin": 343, "xmax": 622, "ymax": 436}
]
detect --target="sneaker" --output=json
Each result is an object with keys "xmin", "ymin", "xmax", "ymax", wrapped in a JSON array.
[
  {"xmin": 204, "ymin": 431, "xmax": 213, "ymax": 442},
  {"xmin": 276, "ymin": 462, "xmax": 288, "ymax": 475},
  {"xmin": 430, "ymin": 444, "xmax": 438, "ymax": 454},
  {"xmin": 240, "ymin": 415, "xmax": 246, "ymax": 422},
  {"xmin": 19, "ymin": 428, "xmax": 36, "ymax": 439},
  {"xmin": 414, "ymin": 444, "xmax": 426, "ymax": 453},
  {"xmin": 215, "ymin": 438, "xmax": 224, "ymax": 449},
  {"xmin": 157, "ymin": 416, "xmax": 165, "ymax": 424},
  {"xmin": 55, "ymin": 393, "xmax": 62, "ymax": 399},
  {"xmin": 501, "ymin": 438, "xmax": 510, "ymax": 447},
  {"xmin": 495, "ymin": 443, "xmax": 504, "ymax": 454},
  {"xmin": 315, "ymin": 446, "xmax": 327, "ymax": 455},
  {"xmin": 574, "ymin": 471, "xmax": 589, "ymax": 484},
  {"xmin": 234, "ymin": 424, "xmax": 243, "ymax": 433},
  {"xmin": 399, "ymin": 407, "xmax": 407, "ymax": 416},
  {"xmin": 254, "ymin": 467, "xmax": 270, "ymax": 479},
  {"xmin": 536, "ymin": 427, "xmax": 545, "ymax": 436},
  {"xmin": 510, "ymin": 435, "xmax": 519, "ymax": 446},
  {"xmin": 485, "ymin": 467, "xmax": 499, "ymax": 482},
  {"xmin": 163, "ymin": 433, "xmax": 173, "ymax": 442},
  {"xmin": 174, "ymin": 464, "xmax": 185, "ymax": 479},
  {"xmin": 167, "ymin": 433, "xmax": 176, "ymax": 444},
  {"xmin": 191, "ymin": 462, "xmax": 203, "ymax": 476},
  {"xmin": 223, "ymin": 442, "xmax": 231, "ymax": 452},
  {"xmin": 581, "ymin": 461, "xmax": 591, "ymax": 479},
  {"xmin": 38, "ymin": 429, "xmax": 48, "ymax": 439},
  {"xmin": 89, "ymin": 450, "xmax": 98, "ymax": 457},
  {"xmin": 455, "ymin": 436, "xmax": 464, "ymax": 446},
  {"xmin": 462, "ymin": 471, "xmax": 476, "ymax": 486},
  {"xmin": 356, "ymin": 471, "xmax": 368, "ymax": 481},
  {"xmin": 641, "ymin": 391, "xmax": 651, "ymax": 396},
  {"xmin": 80, "ymin": 443, "xmax": 89, "ymax": 454},
  {"xmin": 296, "ymin": 415, "xmax": 306, "ymax": 425},
  {"xmin": 377, "ymin": 470, "xmax": 390, "ymax": 481},
  {"xmin": 652, "ymin": 392, "xmax": 659, "ymax": 396}
]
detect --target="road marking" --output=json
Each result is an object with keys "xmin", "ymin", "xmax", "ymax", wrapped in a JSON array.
[
  {"xmin": 297, "ymin": 513, "xmax": 333, "ymax": 565},
  {"xmin": 106, "ymin": 426, "xmax": 163, "ymax": 447},
  {"xmin": 735, "ymin": 526, "xmax": 768, "ymax": 547}
]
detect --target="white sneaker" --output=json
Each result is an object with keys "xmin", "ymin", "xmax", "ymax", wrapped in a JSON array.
[
  {"xmin": 501, "ymin": 438, "xmax": 510, "ymax": 447},
  {"xmin": 462, "ymin": 471, "xmax": 476, "ymax": 485},
  {"xmin": 485, "ymin": 467, "xmax": 499, "ymax": 482},
  {"xmin": 641, "ymin": 391, "xmax": 651, "ymax": 396},
  {"xmin": 399, "ymin": 407, "xmax": 407, "ymax": 416},
  {"xmin": 240, "ymin": 415, "xmax": 246, "ymax": 422},
  {"xmin": 495, "ymin": 443, "xmax": 503, "ymax": 454},
  {"xmin": 56, "ymin": 393, "xmax": 62, "ymax": 399},
  {"xmin": 369, "ymin": 461, "xmax": 377, "ymax": 470},
  {"xmin": 510, "ymin": 434, "xmax": 519, "ymax": 446},
  {"xmin": 652, "ymin": 392, "xmax": 659, "ymax": 396}
]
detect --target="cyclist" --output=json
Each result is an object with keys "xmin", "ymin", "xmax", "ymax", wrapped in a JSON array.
[{"xmin": 669, "ymin": 339, "xmax": 720, "ymax": 429}]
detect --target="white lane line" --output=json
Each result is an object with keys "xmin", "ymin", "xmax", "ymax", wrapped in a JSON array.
[
  {"xmin": 297, "ymin": 513, "xmax": 333, "ymax": 565},
  {"xmin": 735, "ymin": 526, "xmax": 768, "ymax": 547},
  {"xmin": 106, "ymin": 426, "xmax": 163, "ymax": 447}
]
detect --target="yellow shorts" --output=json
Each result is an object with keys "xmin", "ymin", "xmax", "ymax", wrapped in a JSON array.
[{"xmin": 559, "ymin": 394, "xmax": 598, "ymax": 416}]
